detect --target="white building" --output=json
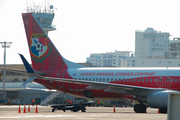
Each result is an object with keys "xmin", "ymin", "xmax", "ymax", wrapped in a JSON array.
[
  {"xmin": 169, "ymin": 38, "xmax": 180, "ymax": 59},
  {"xmin": 86, "ymin": 51, "xmax": 135, "ymax": 67},
  {"xmin": 135, "ymin": 28, "xmax": 180, "ymax": 67},
  {"xmin": 87, "ymin": 28, "xmax": 180, "ymax": 68}
]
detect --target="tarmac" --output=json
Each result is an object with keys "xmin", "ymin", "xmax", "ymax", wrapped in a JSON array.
[{"xmin": 0, "ymin": 105, "xmax": 167, "ymax": 120}]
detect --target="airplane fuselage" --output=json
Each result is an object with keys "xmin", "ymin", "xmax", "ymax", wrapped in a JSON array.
[{"xmin": 35, "ymin": 67, "xmax": 180, "ymax": 101}]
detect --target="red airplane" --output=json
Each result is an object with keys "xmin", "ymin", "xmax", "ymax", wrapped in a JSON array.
[{"xmin": 2, "ymin": 13, "xmax": 180, "ymax": 113}]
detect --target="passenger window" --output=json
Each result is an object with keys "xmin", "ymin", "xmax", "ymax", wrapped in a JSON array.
[
  {"xmin": 82, "ymin": 78, "xmax": 84, "ymax": 80},
  {"xmin": 142, "ymin": 78, "xmax": 144, "ymax": 82},
  {"xmin": 115, "ymin": 78, "xmax": 117, "ymax": 81},
  {"xmin": 138, "ymin": 78, "xmax": 140, "ymax": 82},
  {"xmin": 175, "ymin": 78, "xmax": 177, "ymax": 82},
  {"xmin": 123, "ymin": 78, "xmax": 125, "ymax": 82},
  {"xmin": 134, "ymin": 78, "xmax": 136, "ymax": 82},
  {"xmin": 150, "ymin": 78, "xmax": 152, "ymax": 82},
  {"xmin": 146, "ymin": 78, "xmax": 148, "ymax": 82},
  {"xmin": 92, "ymin": 78, "xmax": 95, "ymax": 81},
  {"xmin": 170, "ymin": 79, "xmax": 173, "ymax": 82},
  {"xmin": 89, "ymin": 78, "xmax": 91, "ymax": 81},
  {"xmin": 154, "ymin": 78, "xmax": 157, "ymax": 82},
  {"xmin": 167, "ymin": 79, "xmax": 169, "ymax": 82},
  {"xmin": 127, "ymin": 79, "xmax": 129, "ymax": 82},
  {"xmin": 107, "ymin": 78, "xmax": 109, "ymax": 82},
  {"xmin": 111, "ymin": 78, "xmax": 113, "ymax": 81},
  {"xmin": 96, "ymin": 78, "xmax": 98, "ymax": 81},
  {"xmin": 85, "ymin": 78, "xmax": 88, "ymax": 81},
  {"xmin": 79, "ymin": 78, "xmax": 81, "ymax": 80},
  {"xmin": 103, "ymin": 78, "xmax": 105, "ymax": 82},
  {"xmin": 49, "ymin": 80, "xmax": 53, "ymax": 83},
  {"xmin": 131, "ymin": 78, "xmax": 133, "ymax": 82},
  {"xmin": 118, "ymin": 78, "xmax": 121, "ymax": 81}
]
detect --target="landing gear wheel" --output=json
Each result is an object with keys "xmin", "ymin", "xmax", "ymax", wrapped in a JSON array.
[
  {"xmin": 72, "ymin": 110, "xmax": 78, "ymax": 112},
  {"xmin": 81, "ymin": 110, "xmax": 86, "ymax": 112},
  {"xmin": 52, "ymin": 109, "xmax": 55, "ymax": 112},
  {"xmin": 134, "ymin": 104, "xmax": 147, "ymax": 113},
  {"xmin": 159, "ymin": 108, "xmax": 167, "ymax": 113},
  {"xmin": 81, "ymin": 106, "xmax": 86, "ymax": 112}
]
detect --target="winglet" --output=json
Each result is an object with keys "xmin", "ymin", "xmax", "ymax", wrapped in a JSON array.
[
  {"xmin": 19, "ymin": 54, "xmax": 41, "ymax": 78},
  {"xmin": 19, "ymin": 54, "xmax": 34, "ymax": 73}
]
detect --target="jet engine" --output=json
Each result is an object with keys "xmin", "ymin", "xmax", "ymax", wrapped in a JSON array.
[{"xmin": 146, "ymin": 91, "xmax": 169, "ymax": 108}]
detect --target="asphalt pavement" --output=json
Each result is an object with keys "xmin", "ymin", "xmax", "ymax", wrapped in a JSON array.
[{"xmin": 0, "ymin": 105, "xmax": 167, "ymax": 120}]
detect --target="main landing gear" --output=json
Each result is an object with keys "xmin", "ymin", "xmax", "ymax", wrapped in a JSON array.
[
  {"xmin": 134, "ymin": 104, "xmax": 147, "ymax": 113},
  {"xmin": 159, "ymin": 108, "xmax": 167, "ymax": 113},
  {"xmin": 134, "ymin": 104, "xmax": 167, "ymax": 113}
]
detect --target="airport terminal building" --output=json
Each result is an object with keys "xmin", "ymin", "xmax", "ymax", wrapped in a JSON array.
[{"xmin": 0, "ymin": 64, "xmax": 75, "ymax": 105}]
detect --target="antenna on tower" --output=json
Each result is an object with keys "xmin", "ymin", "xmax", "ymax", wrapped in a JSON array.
[
  {"xmin": 47, "ymin": 0, "xmax": 49, "ymax": 12},
  {"xmin": 24, "ymin": 0, "xmax": 56, "ymax": 35},
  {"xmin": 26, "ymin": 0, "xmax": 27, "ymax": 7},
  {"xmin": 45, "ymin": 0, "xmax": 46, "ymax": 13},
  {"xmin": 25, "ymin": 1, "xmax": 56, "ymax": 14},
  {"xmin": 33, "ymin": 2, "xmax": 35, "ymax": 13}
]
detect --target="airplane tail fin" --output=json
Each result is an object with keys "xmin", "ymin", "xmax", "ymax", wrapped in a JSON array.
[{"xmin": 22, "ymin": 13, "xmax": 85, "ymax": 71}]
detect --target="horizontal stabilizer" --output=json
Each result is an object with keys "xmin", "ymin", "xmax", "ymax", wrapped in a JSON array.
[
  {"xmin": 0, "ymin": 67, "xmax": 46, "ymax": 76},
  {"xmin": 21, "ymin": 77, "xmax": 37, "ymax": 87}
]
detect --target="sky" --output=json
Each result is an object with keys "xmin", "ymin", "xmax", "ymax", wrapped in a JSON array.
[{"xmin": 0, "ymin": 0, "xmax": 180, "ymax": 64}]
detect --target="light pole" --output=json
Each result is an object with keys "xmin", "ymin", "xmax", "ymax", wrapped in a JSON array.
[{"xmin": 0, "ymin": 41, "xmax": 12, "ymax": 90}]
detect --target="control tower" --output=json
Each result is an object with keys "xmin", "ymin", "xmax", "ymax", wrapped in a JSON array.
[{"xmin": 26, "ymin": 3, "xmax": 56, "ymax": 35}]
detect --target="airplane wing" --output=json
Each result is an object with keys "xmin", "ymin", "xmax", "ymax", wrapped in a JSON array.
[
  {"xmin": 1, "ymin": 54, "xmax": 164, "ymax": 97},
  {"xmin": 20, "ymin": 78, "xmax": 57, "ymax": 92},
  {"xmin": 38, "ymin": 77, "xmax": 158, "ymax": 96}
]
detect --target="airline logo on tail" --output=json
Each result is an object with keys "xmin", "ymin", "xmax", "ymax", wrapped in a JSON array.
[{"xmin": 30, "ymin": 33, "xmax": 52, "ymax": 63}]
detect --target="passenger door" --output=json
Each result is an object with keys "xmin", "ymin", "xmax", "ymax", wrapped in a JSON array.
[
  {"xmin": 157, "ymin": 77, "xmax": 163, "ymax": 86},
  {"xmin": 165, "ymin": 77, "xmax": 171, "ymax": 87}
]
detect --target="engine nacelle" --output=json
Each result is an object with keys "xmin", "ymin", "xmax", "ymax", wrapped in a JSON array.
[{"xmin": 147, "ymin": 91, "xmax": 168, "ymax": 108}]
